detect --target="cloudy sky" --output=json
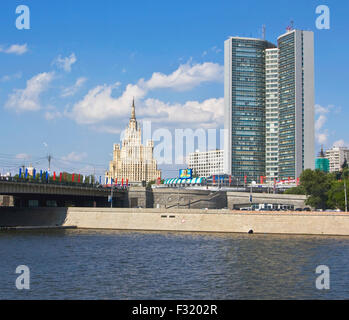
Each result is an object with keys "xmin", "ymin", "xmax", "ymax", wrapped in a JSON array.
[{"xmin": 0, "ymin": 0, "xmax": 348, "ymax": 178}]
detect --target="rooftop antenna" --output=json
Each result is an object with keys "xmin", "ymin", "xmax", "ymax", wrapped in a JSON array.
[
  {"xmin": 286, "ymin": 20, "xmax": 294, "ymax": 32},
  {"xmin": 262, "ymin": 25, "xmax": 266, "ymax": 40}
]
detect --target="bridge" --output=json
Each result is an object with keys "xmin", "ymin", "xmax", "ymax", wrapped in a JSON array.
[
  {"xmin": 0, "ymin": 178, "xmax": 308, "ymax": 209},
  {"xmin": 0, "ymin": 178, "xmax": 126, "ymax": 207}
]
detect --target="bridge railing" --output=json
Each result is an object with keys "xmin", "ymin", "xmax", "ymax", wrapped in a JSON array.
[{"xmin": 0, "ymin": 176, "xmax": 128, "ymax": 190}]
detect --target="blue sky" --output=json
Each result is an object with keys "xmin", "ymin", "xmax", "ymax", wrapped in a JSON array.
[{"xmin": 0, "ymin": 0, "xmax": 348, "ymax": 178}]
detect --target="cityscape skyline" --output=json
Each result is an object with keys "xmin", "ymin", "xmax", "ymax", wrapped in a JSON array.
[{"xmin": 0, "ymin": 0, "xmax": 348, "ymax": 179}]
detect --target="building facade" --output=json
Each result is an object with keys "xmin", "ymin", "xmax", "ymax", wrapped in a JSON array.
[
  {"xmin": 224, "ymin": 29, "xmax": 315, "ymax": 183},
  {"xmin": 277, "ymin": 29, "xmax": 315, "ymax": 180},
  {"xmin": 105, "ymin": 100, "xmax": 161, "ymax": 184},
  {"xmin": 187, "ymin": 149, "xmax": 224, "ymax": 177},
  {"xmin": 265, "ymin": 48, "xmax": 279, "ymax": 182},
  {"xmin": 325, "ymin": 146, "xmax": 349, "ymax": 173},
  {"xmin": 224, "ymin": 37, "xmax": 275, "ymax": 182}
]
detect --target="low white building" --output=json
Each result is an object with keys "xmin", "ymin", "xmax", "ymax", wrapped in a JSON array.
[
  {"xmin": 187, "ymin": 150, "xmax": 224, "ymax": 177},
  {"xmin": 325, "ymin": 146, "xmax": 349, "ymax": 172}
]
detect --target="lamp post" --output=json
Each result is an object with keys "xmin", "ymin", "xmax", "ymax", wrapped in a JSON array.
[
  {"xmin": 109, "ymin": 179, "xmax": 115, "ymax": 208},
  {"xmin": 250, "ymin": 180, "xmax": 256, "ymax": 205},
  {"xmin": 344, "ymin": 180, "xmax": 348, "ymax": 212},
  {"xmin": 110, "ymin": 185, "xmax": 113, "ymax": 208}
]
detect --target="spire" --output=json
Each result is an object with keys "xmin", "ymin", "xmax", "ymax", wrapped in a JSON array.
[{"xmin": 131, "ymin": 97, "xmax": 136, "ymax": 120}]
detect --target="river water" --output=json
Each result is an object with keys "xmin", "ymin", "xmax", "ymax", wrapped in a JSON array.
[{"xmin": 1, "ymin": 229, "xmax": 349, "ymax": 299}]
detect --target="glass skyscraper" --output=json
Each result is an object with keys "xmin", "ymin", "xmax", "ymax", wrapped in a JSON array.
[
  {"xmin": 265, "ymin": 48, "xmax": 279, "ymax": 182},
  {"xmin": 224, "ymin": 37, "xmax": 275, "ymax": 182},
  {"xmin": 278, "ymin": 30, "xmax": 315, "ymax": 179},
  {"xmin": 224, "ymin": 30, "xmax": 315, "ymax": 183}
]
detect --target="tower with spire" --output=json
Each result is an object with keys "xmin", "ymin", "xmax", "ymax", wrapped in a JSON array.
[
  {"xmin": 129, "ymin": 97, "xmax": 137, "ymax": 130},
  {"xmin": 105, "ymin": 99, "xmax": 161, "ymax": 184}
]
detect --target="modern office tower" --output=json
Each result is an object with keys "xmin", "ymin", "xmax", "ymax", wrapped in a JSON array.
[
  {"xmin": 187, "ymin": 149, "xmax": 224, "ymax": 177},
  {"xmin": 224, "ymin": 37, "xmax": 275, "ymax": 182},
  {"xmin": 325, "ymin": 146, "xmax": 349, "ymax": 172},
  {"xmin": 277, "ymin": 29, "xmax": 315, "ymax": 180},
  {"xmin": 224, "ymin": 29, "xmax": 315, "ymax": 183},
  {"xmin": 265, "ymin": 48, "xmax": 279, "ymax": 182}
]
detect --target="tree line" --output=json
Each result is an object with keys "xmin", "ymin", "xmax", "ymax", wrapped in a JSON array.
[{"xmin": 285, "ymin": 160, "xmax": 349, "ymax": 210}]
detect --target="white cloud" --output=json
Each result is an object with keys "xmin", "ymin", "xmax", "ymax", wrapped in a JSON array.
[
  {"xmin": 315, "ymin": 114, "xmax": 327, "ymax": 131},
  {"xmin": 61, "ymin": 152, "xmax": 87, "ymax": 162},
  {"xmin": 45, "ymin": 110, "xmax": 62, "ymax": 120},
  {"xmin": 61, "ymin": 77, "xmax": 87, "ymax": 97},
  {"xmin": 145, "ymin": 62, "xmax": 223, "ymax": 91},
  {"xmin": 333, "ymin": 140, "xmax": 349, "ymax": 148},
  {"xmin": 69, "ymin": 62, "xmax": 224, "ymax": 126},
  {"xmin": 70, "ymin": 82, "xmax": 144, "ymax": 124},
  {"xmin": 91, "ymin": 125, "xmax": 123, "ymax": 134},
  {"xmin": 140, "ymin": 97, "xmax": 224, "ymax": 127},
  {"xmin": 5, "ymin": 72, "xmax": 54, "ymax": 112},
  {"xmin": 54, "ymin": 53, "xmax": 77, "ymax": 72},
  {"xmin": 0, "ymin": 72, "xmax": 22, "ymax": 82},
  {"xmin": 316, "ymin": 131, "xmax": 329, "ymax": 145},
  {"xmin": 0, "ymin": 44, "xmax": 28, "ymax": 55},
  {"xmin": 315, "ymin": 104, "xmax": 330, "ymax": 114},
  {"xmin": 15, "ymin": 153, "xmax": 31, "ymax": 160},
  {"xmin": 211, "ymin": 46, "xmax": 222, "ymax": 53},
  {"xmin": 314, "ymin": 104, "xmax": 342, "ymax": 145}
]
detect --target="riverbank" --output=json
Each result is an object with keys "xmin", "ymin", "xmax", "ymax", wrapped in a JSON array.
[{"xmin": 1, "ymin": 207, "xmax": 349, "ymax": 236}]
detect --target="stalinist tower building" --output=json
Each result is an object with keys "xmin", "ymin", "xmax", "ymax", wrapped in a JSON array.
[{"xmin": 105, "ymin": 100, "xmax": 161, "ymax": 184}]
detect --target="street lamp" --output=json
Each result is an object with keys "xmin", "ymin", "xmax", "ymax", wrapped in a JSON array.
[
  {"xmin": 343, "ymin": 169, "xmax": 348, "ymax": 212},
  {"xmin": 250, "ymin": 180, "xmax": 256, "ymax": 205},
  {"xmin": 344, "ymin": 180, "xmax": 348, "ymax": 212}
]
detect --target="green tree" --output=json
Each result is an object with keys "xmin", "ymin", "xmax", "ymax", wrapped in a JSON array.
[
  {"xmin": 299, "ymin": 169, "xmax": 333, "ymax": 210},
  {"xmin": 284, "ymin": 185, "xmax": 306, "ymax": 195},
  {"xmin": 327, "ymin": 180, "xmax": 348, "ymax": 211},
  {"xmin": 147, "ymin": 180, "xmax": 156, "ymax": 188}
]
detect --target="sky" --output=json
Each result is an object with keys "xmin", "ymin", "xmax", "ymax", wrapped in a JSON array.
[{"xmin": 0, "ymin": 0, "xmax": 348, "ymax": 178}]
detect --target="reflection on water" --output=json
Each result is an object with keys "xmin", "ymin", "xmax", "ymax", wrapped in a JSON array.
[{"xmin": 1, "ymin": 229, "xmax": 349, "ymax": 299}]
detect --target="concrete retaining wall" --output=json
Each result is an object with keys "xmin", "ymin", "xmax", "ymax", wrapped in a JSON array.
[
  {"xmin": 2, "ymin": 207, "xmax": 349, "ymax": 236},
  {"xmin": 227, "ymin": 191, "xmax": 307, "ymax": 209},
  {"xmin": 62, "ymin": 208, "xmax": 349, "ymax": 236},
  {"xmin": 152, "ymin": 188, "xmax": 227, "ymax": 209}
]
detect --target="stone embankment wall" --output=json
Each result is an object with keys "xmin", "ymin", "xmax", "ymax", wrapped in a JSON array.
[
  {"xmin": 2, "ymin": 207, "xmax": 349, "ymax": 236},
  {"xmin": 61, "ymin": 208, "xmax": 349, "ymax": 236}
]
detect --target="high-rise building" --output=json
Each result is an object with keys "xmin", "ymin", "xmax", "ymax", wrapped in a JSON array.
[
  {"xmin": 265, "ymin": 48, "xmax": 279, "ymax": 182},
  {"xmin": 105, "ymin": 100, "xmax": 161, "ymax": 184},
  {"xmin": 325, "ymin": 146, "xmax": 349, "ymax": 173},
  {"xmin": 187, "ymin": 149, "xmax": 224, "ymax": 177},
  {"xmin": 224, "ymin": 37, "xmax": 275, "ymax": 182},
  {"xmin": 277, "ymin": 30, "xmax": 315, "ymax": 180},
  {"xmin": 224, "ymin": 29, "xmax": 315, "ymax": 183}
]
